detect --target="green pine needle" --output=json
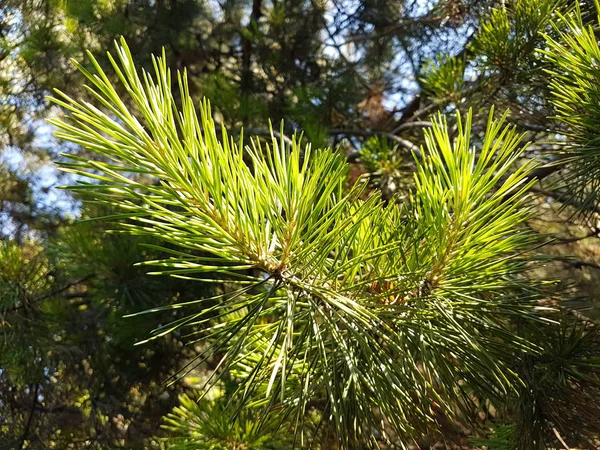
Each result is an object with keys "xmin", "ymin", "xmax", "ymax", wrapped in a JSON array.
[{"xmin": 49, "ymin": 37, "xmax": 546, "ymax": 448}]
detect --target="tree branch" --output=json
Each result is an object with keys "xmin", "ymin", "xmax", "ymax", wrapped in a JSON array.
[
  {"xmin": 329, "ymin": 128, "xmax": 422, "ymax": 157},
  {"xmin": 555, "ymin": 256, "xmax": 600, "ymax": 271},
  {"xmin": 17, "ymin": 384, "xmax": 39, "ymax": 450},
  {"xmin": 390, "ymin": 120, "xmax": 432, "ymax": 134},
  {"xmin": 531, "ymin": 186, "xmax": 600, "ymax": 215},
  {"xmin": 240, "ymin": 0, "xmax": 263, "ymax": 122},
  {"xmin": 2, "ymin": 276, "xmax": 92, "ymax": 314}
]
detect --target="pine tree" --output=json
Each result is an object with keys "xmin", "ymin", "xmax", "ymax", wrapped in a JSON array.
[
  {"xmin": 48, "ymin": 37, "xmax": 600, "ymax": 449},
  {"xmin": 3, "ymin": 1, "xmax": 600, "ymax": 448}
]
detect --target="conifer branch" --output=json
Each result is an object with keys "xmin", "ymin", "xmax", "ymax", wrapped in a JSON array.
[{"xmin": 48, "ymin": 38, "xmax": 547, "ymax": 448}]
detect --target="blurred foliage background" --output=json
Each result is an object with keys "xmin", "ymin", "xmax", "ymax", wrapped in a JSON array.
[{"xmin": 2, "ymin": 0, "xmax": 600, "ymax": 448}]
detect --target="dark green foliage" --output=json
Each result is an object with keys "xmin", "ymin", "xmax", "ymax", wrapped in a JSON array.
[
  {"xmin": 0, "ymin": 208, "xmax": 215, "ymax": 447},
  {"xmin": 513, "ymin": 318, "xmax": 600, "ymax": 449}
]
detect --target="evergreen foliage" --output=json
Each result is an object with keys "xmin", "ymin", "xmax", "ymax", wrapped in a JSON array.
[
  {"xmin": 542, "ymin": 0, "xmax": 600, "ymax": 211},
  {"xmin": 2, "ymin": 0, "xmax": 600, "ymax": 449},
  {"xmin": 47, "ymin": 39, "xmax": 586, "ymax": 448}
]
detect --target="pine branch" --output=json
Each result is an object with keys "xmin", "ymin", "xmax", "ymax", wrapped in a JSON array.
[
  {"xmin": 540, "ymin": 1, "xmax": 600, "ymax": 215},
  {"xmin": 48, "ymin": 38, "xmax": 548, "ymax": 448}
]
